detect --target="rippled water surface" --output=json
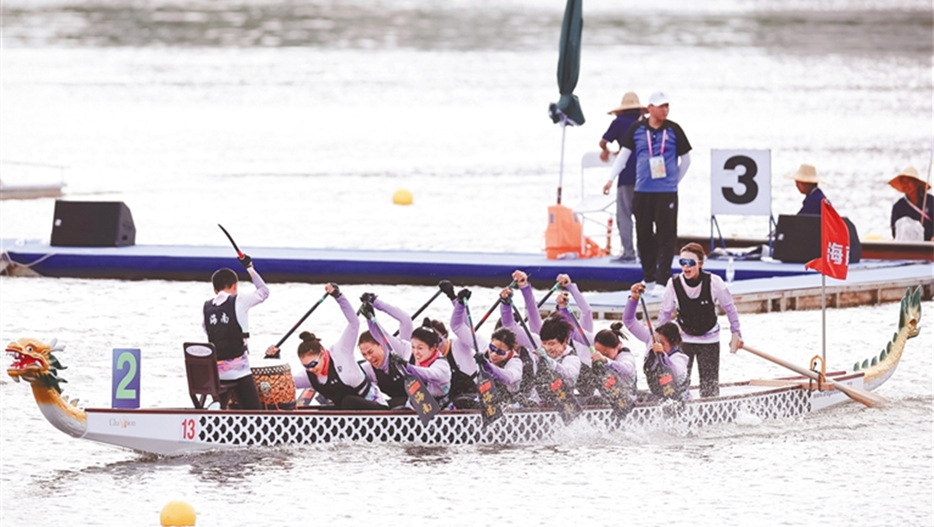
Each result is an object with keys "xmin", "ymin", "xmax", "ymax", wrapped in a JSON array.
[{"xmin": 1, "ymin": 0, "xmax": 932, "ymax": 525}]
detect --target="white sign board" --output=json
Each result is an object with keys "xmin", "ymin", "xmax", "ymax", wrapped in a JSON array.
[{"xmin": 710, "ymin": 149, "xmax": 771, "ymax": 216}]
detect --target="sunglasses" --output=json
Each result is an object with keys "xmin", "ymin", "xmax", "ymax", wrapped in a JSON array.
[
  {"xmin": 488, "ymin": 343, "xmax": 510, "ymax": 356},
  {"xmin": 679, "ymin": 258, "xmax": 698, "ymax": 267},
  {"xmin": 302, "ymin": 358, "xmax": 320, "ymax": 370}
]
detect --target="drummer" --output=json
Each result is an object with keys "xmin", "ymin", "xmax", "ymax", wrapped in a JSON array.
[{"xmin": 267, "ymin": 283, "xmax": 387, "ymax": 410}]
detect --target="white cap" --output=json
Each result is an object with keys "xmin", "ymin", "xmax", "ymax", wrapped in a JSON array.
[{"xmin": 647, "ymin": 91, "xmax": 670, "ymax": 107}]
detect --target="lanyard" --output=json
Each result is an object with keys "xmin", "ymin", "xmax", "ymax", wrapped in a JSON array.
[
  {"xmin": 906, "ymin": 197, "xmax": 932, "ymax": 221},
  {"xmin": 646, "ymin": 128, "xmax": 668, "ymax": 157}
]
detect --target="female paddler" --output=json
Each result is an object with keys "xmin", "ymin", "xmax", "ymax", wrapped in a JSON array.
[
  {"xmin": 356, "ymin": 292, "xmax": 414, "ymax": 409},
  {"xmin": 591, "ymin": 322, "xmax": 638, "ymax": 396},
  {"xmin": 625, "ymin": 282, "xmax": 689, "ymax": 401},
  {"xmin": 268, "ymin": 283, "xmax": 386, "ymax": 410},
  {"xmin": 439, "ymin": 281, "xmax": 484, "ymax": 409}
]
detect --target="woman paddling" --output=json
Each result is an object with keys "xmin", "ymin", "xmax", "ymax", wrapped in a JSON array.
[
  {"xmin": 268, "ymin": 283, "xmax": 386, "ymax": 410},
  {"xmin": 356, "ymin": 292, "xmax": 415, "ymax": 409},
  {"xmin": 625, "ymin": 282, "xmax": 689, "ymax": 402},
  {"xmin": 591, "ymin": 322, "xmax": 638, "ymax": 399}
]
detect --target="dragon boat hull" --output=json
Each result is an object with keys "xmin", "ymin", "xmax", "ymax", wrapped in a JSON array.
[
  {"xmin": 79, "ymin": 373, "xmax": 867, "ymax": 456},
  {"xmin": 7, "ymin": 286, "xmax": 923, "ymax": 457}
]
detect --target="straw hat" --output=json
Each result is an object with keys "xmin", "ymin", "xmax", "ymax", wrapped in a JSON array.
[
  {"xmin": 608, "ymin": 92, "xmax": 645, "ymax": 114},
  {"xmin": 783, "ymin": 164, "xmax": 823, "ymax": 184},
  {"xmin": 888, "ymin": 166, "xmax": 930, "ymax": 193}
]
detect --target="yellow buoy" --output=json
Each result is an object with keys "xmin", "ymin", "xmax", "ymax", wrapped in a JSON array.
[
  {"xmin": 161, "ymin": 500, "xmax": 196, "ymax": 526},
  {"xmin": 392, "ymin": 188, "xmax": 413, "ymax": 206}
]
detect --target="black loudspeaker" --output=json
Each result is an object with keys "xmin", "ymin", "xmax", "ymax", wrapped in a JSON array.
[
  {"xmin": 773, "ymin": 214, "xmax": 821, "ymax": 263},
  {"xmin": 773, "ymin": 214, "xmax": 861, "ymax": 264},
  {"xmin": 50, "ymin": 200, "xmax": 136, "ymax": 247}
]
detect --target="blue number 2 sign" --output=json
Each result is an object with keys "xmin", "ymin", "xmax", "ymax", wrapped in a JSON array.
[{"xmin": 112, "ymin": 348, "xmax": 141, "ymax": 409}]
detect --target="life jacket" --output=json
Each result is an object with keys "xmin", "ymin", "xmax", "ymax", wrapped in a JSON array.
[
  {"xmin": 673, "ymin": 271, "xmax": 718, "ymax": 336},
  {"xmin": 308, "ymin": 353, "xmax": 371, "ymax": 407},
  {"xmin": 516, "ymin": 347, "xmax": 536, "ymax": 406},
  {"xmin": 446, "ymin": 349, "xmax": 478, "ymax": 402},
  {"xmin": 358, "ymin": 357, "xmax": 408, "ymax": 400},
  {"xmin": 203, "ymin": 294, "xmax": 247, "ymax": 361}
]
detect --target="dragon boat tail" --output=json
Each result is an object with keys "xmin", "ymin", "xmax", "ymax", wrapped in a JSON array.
[{"xmin": 6, "ymin": 286, "xmax": 923, "ymax": 457}]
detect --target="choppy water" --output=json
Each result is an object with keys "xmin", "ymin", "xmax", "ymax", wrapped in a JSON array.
[{"xmin": 1, "ymin": 1, "xmax": 932, "ymax": 526}]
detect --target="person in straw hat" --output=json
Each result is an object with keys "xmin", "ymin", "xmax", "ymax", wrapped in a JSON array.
[
  {"xmin": 889, "ymin": 165, "xmax": 933, "ymax": 241},
  {"xmin": 785, "ymin": 163, "xmax": 828, "ymax": 215},
  {"xmin": 600, "ymin": 91, "xmax": 646, "ymax": 262}
]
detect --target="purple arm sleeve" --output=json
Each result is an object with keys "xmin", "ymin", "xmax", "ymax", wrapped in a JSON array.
[
  {"xmin": 566, "ymin": 283, "xmax": 593, "ymax": 333},
  {"xmin": 623, "ymin": 297, "xmax": 653, "ymax": 346},
  {"xmin": 520, "ymin": 284, "xmax": 543, "ymax": 334},
  {"xmin": 373, "ymin": 297, "xmax": 414, "ymax": 340}
]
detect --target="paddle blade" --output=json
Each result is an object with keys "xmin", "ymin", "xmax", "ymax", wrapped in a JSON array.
[
  {"xmin": 404, "ymin": 375, "xmax": 443, "ymax": 426},
  {"xmin": 476, "ymin": 370, "xmax": 506, "ymax": 428}
]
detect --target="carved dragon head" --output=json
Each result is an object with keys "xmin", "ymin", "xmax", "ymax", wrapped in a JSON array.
[{"xmin": 6, "ymin": 337, "xmax": 69, "ymax": 393}]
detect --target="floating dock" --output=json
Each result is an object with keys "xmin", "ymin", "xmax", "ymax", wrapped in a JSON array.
[{"xmin": 0, "ymin": 238, "xmax": 850, "ymax": 290}]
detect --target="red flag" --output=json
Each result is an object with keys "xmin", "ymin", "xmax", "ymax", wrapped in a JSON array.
[{"xmin": 805, "ymin": 199, "xmax": 850, "ymax": 280}]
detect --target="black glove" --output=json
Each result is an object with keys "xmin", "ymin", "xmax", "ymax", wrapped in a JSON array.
[
  {"xmin": 500, "ymin": 291, "xmax": 513, "ymax": 305},
  {"xmin": 474, "ymin": 352, "xmax": 488, "ymax": 366},
  {"xmin": 358, "ymin": 302, "xmax": 375, "ymax": 319},
  {"xmin": 389, "ymin": 353, "xmax": 408, "ymax": 370},
  {"xmin": 328, "ymin": 283, "xmax": 341, "ymax": 298},
  {"xmin": 438, "ymin": 280, "xmax": 456, "ymax": 301},
  {"xmin": 238, "ymin": 253, "xmax": 253, "ymax": 270},
  {"xmin": 456, "ymin": 288, "xmax": 472, "ymax": 304},
  {"xmin": 360, "ymin": 292, "xmax": 377, "ymax": 305}
]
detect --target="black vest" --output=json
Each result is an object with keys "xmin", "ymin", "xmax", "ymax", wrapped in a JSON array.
[
  {"xmin": 359, "ymin": 358, "xmax": 408, "ymax": 399},
  {"xmin": 673, "ymin": 272, "xmax": 718, "ymax": 336},
  {"xmin": 203, "ymin": 295, "xmax": 247, "ymax": 361},
  {"xmin": 446, "ymin": 350, "xmax": 478, "ymax": 400},
  {"xmin": 307, "ymin": 358, "xmax": 370, "ymax": 407},
  {"xmin": 516, "ymin": 347, "xmax": 536, "ymax": 405}
]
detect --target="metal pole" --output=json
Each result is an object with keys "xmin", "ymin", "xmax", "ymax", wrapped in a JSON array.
[
  {"xmin": 821, "ymin": 273, "xmax": 827, "ymax": 363},
  {"xmin": 557, "ymin": 121, "xmax": 567, "ymax": 204}
]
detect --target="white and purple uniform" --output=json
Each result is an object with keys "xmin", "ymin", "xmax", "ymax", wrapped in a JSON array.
[
  {"xmin": 657, "ymin": 271, "xmax": 742, "ymax": 345},
  {"xmin": 623, "ymin": 296, "xmax": 689, "ymax": 396},
  {"xmin": 359, "ymin": 297, "xmax": 414, "ymax": 385},
  {"xmin": 294, "ymin": 295, "xmax": 385, "ymax": 405},
  {"xmin": 202, "ymin": 267, "xmax": 269, "ymax": 381}
]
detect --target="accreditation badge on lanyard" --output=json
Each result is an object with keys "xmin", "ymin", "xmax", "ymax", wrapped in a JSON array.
[{"xmin": 647, "ymin": 128, "xmax": 669, "ymax": 180}]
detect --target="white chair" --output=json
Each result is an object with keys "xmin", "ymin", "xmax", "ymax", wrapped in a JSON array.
[{"xmin": 572, "ymin": 151, "xmax": 617, "ymax": 254}]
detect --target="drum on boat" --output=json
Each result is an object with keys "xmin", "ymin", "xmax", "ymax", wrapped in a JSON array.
[{"xmin": 251, "ymin": 359, "xmax": 297, "ymax": 410}]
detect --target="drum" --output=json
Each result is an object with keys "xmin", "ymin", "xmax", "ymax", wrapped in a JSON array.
[{"xmin": 251, "ymin": 360, "xmax": 297, "ymax": 410}]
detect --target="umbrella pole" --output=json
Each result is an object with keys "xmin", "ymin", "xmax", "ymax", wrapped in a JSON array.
[{"xmin": 557, "ymin": 121, "xmax": 567, "ymax": 204}]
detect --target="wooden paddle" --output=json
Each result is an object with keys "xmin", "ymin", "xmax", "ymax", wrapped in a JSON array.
[
  {"xmin": 562, "ymin": 305, "xmax": 633, "ymax": 418},
  {"xmin": 740, "ymin": 344, "xmax": 885, "ymax": 408},
  {"xmin": 267, "ymin": 292, "xmax": 330, "ymax": 358},
  {"xmin": 511, "ymin": 304, "xmax": 581, "ymax": 424},
  {"xmin": 218, "ymin": 223, "xmax": 246, "ymax": 259},
  {"xmin": 462, "ymin": 296, "xmax": 506, "ymax": 427},
  {"xmin": 473, "ymin": 279, "xmax": 518, "ymax": 331},
  {"xmin": 393, "ymin": 288, "xmax": 444, "ymax": 337},
  {"xmin": 363, "ymin": 306, "xmax": 442, "ymax": 425}
]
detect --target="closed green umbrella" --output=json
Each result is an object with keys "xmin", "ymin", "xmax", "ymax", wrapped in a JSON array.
[{"xmin": 548, "ymin": 0, "xmax": 585, "ymax": 204}]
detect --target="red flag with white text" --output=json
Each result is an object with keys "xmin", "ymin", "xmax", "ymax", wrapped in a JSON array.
[{"xmin": 805, "ymin": 199, "xmax": 850, "ymax": 280}]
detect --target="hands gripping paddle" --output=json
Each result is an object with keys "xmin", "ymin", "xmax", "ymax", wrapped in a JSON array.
[
  {"xmin": 461, "ymin": 297, "xmax": 505, "ymax": 427},
  {"xmin": 363, "ymin": 305, "xmax": 441, "ymax": 426},
  {"xmin": 473, "ymin": 279, "xmax": 518, "ymax": 331},
  {"xmin": 562, "ymin": 306, "xmax": 634, "ymax": 418},
  {"xmin": 512, "ymin": 304, "xmax": 581, "ymax": 424}
]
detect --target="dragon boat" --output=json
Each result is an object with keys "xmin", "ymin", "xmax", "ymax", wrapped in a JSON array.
[{"xmin": 6, "ymin": 286, "xmax": 923, "ymax": 457}]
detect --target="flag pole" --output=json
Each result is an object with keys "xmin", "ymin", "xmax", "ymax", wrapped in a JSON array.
[{"xmin": 821, "ymin": 272, "xmax": 827, "ymax": 363}]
